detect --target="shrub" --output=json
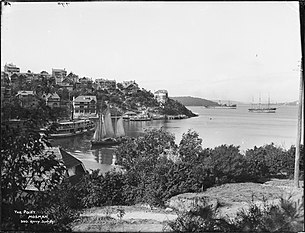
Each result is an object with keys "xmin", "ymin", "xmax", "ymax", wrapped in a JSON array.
[
  {"xmin": 168, "ymin": 205, "xmax": 236, "ymax": 232},
  {"xmin": 75, "ymin": 170, "xmax": 126, "ymax": 208},
  {"xmin": 234, "ymin": 197, "xmax": 304, "ymax": 232},
  {"xmin": 178, "ymin": 129, "xmax": 204, "ymax": 163},
  {"xmin": 204, "ymin": 145, "xmax": 248, "ymax": 184},
  {"xmin": 245, "ymin": 143, "xmax": 304, "ymax": 179},
  {"xmin": 244, "ymin": 149, "xmax": 270, "ymax": 182},
  {"xmin": 168, "ymin": 197, "xmax": 304, "ymax": 232}
]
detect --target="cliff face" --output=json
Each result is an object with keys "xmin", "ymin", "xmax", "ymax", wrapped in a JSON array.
[{"xmin": 160, "ymin": 98, "xmax": 198, "ymax": 117}]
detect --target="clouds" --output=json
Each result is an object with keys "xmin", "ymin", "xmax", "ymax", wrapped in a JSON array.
[{"xmin": 1, "ymin": 2, "xmax": 301, "ymax": 102}]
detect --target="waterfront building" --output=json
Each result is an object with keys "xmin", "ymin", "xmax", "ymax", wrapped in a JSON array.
[
  {"xmin": 16, "ymin": 90, "xmax": 40, "ymax": 108},
  {"xmin": 52, "ymin": 68, "xmax": 67, "ymax": 85},
  {"xmin": 154, "ymin": 90, "xmax": 168, "ymax": 104},
  {"xmin": 58, "ymin": 148, "xmax": 87, "ymax": 184},
  {"xmin": 122, "ymin": 111, "xmax": 138, "ymax": 120},
  {"xmin": 23, "ymin": 147, "xmax": 87, "ymax": 191},
  {"xmin": 4, "ymin": 63, "xmax": 20, "ymax": 74},
  {"xmin": 73, "ymin": 95, "xmax": 97, "ymax": 118}
]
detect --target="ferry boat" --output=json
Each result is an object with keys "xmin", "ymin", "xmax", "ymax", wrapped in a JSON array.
[{"xmin": 47, "ymin": 119, "xmax": 95, "ymax": 138}]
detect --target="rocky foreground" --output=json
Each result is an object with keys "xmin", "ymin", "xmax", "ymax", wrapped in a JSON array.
[{"xmin": 71, "ymin": 179, "xmax": 304, "ymax": 232}]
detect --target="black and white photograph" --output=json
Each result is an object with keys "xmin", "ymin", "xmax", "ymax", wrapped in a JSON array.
[{"xmin": 1, "ymin": 1, "xmax": 304, "ymax": 232}]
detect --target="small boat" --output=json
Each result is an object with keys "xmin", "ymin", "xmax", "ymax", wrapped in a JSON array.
[
  {"xmin": 91, "ymin": 106, "xmax": 126, "ymax": 147},
  {"xmin": 129, "ymin": 114, "xmax": 152, "ymax": 121},
  {"xmin": 47, "ymin": 119, "xmax": 95, "ymax": 138}
]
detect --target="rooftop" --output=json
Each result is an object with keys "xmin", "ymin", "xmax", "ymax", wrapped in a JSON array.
[
  {"xmin": 16, "ymin": 90, "xmax": 35, "ymax": 96},
  {"xmin": 74, "ymin": 95, "xmax": 97, "ymax": 102}
]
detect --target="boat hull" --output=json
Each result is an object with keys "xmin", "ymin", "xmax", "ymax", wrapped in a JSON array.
[
  {"xmin": 47, "ymin": 119, "xmax": 95, "ymax": 139},
  {"xmin": 129, "ymin": 118, "xmax": 152, "ymax": 121},
  {"xmin": 50, "ymin": 128, "xmax": 95, "ymax": 138},
  {"xmin": 248, "ymin": 108, "xmax": 276, "ymax": 113},
  {"xmin": 206, "ymin": 106, "xmax": 237, "ymax": 109},
  {"xmin": 91, "ymin": 138, "xmax": 121, "ymax": 147}
]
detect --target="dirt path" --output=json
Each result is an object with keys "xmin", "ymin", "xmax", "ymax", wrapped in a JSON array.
[{"xmin": 72, "ymin": 206, "xmax": 177, "ymax": 232}]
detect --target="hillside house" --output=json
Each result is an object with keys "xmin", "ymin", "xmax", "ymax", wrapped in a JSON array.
[
  {"xmin": 66, "ymin": 72, "xmax": 79, "ymax": 83},
  {"xmin": 121, "ymin": 80, "xmax": 139, "ymax": 89},
  {"xmin": 1, "ymin": 72, "xmax": 10, "ymax": 86},
  {"xmin": 4, "ymin": 63, "xmax": 20, "ymax": 74},
  {"xmin": 73, "ymin": 95, "xmax": 97, "ymax": 118},
  {"xmin": 43, "ymin": 92, "xmax": 61, "ymax": 108},
  {"xmin": 16, "ymin": 91, "xmax": 40, "ymax": 108},
  {"xmin": 52, "ymin": 68, "xmax": 67, "ymax": 85},
  {"xmin": 95, "ymin": 78, "xmax": 116, "ymax": 90},
  {"xmin": 154, "ymin": 90, "xmax": 168, "ymax": 104},
  {"xmin": 40, "ymin": 71, "xmax": 51, "ymax": 79}
]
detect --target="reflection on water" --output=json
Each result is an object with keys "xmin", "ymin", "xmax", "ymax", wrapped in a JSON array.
[
  {"xmin": 49, "ymin": 120, "xmax": 163, "ymax": 167},
  {"xmin": 50, "ymin": 105, "xmax": 299, "ymax": 170}
]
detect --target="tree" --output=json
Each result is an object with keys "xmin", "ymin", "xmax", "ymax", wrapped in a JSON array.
[
  {"xmin": 116, "ymin": 128, "xmax": 176, "ymax": 170},
  {"xmin": 204, "ymin": 145, "xmax": 247, "ymax": 184},
  {"xmin": 1, "ymin": 99, "xmax": 68, "ymax": 230},
  {"xmin": 115, "ymin": 128, "xmax": 177, "ymax": 204},
  {"xmin": 178, "ymin": 129, "xmax": 203, "ymax": 163}
]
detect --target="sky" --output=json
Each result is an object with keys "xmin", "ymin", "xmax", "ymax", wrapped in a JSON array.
[{"xmin": 1, "ymin": 1, "xmax": 302, "ymax": 103}]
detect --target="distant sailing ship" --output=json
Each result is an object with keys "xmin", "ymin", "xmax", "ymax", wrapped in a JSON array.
[
  {"xmin": 91, "ymin": 106, "xmax": 126, "ymax": 147},
  {"xmin": 248, "ymin": 95, "xmax": 276, "ymax": 113}
]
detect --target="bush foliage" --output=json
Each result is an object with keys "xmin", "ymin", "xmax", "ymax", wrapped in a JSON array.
[
  {"xmin": 2, "ymin": 123, "xmax": 303, "ymax": 231},
  {"xmin": 75, "ymin": 128, "xmax": 303, "ymax": 209},
  {"xmin": 168, "ymin": 196, "xmax": 304, "ymax": 232}
]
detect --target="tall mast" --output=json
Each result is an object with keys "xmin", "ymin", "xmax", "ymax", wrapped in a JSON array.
[{"xmin": 71, "ymin": 95, "xmax": 74, "ymax": 120}]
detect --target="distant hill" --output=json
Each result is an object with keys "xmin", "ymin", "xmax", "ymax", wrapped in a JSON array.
[
  {"xmin": 276, "ymin": 100, "xmax": 298, "ymax": 106},
  {"xmin": 211, "ymin": 100, "xmax": 248, "ymax": 105},
  {"xmin": 170, "ymin": 96, "xmax": 219, "ymax": 107}
]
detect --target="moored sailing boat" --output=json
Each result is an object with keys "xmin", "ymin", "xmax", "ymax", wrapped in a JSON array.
[
  {"xmin": 248, "ymin": 95, "xmax": 276, "ymax": 113},
  {"xmin": 91, "ymin": 106, "xmax": 126, "ymax": 146}
]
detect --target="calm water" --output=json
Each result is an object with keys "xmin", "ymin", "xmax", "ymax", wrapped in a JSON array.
[{"xmin": 50, "ymin": 105, "xmax": 299, "ymax": 170}]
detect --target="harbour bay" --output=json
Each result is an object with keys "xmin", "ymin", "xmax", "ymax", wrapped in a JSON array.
[{"xmin": 50, "ymin": 104, "xmax": 299, "ymax": 170}]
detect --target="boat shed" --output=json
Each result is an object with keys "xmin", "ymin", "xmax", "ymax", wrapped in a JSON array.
[
  {"xmin": 24, "ymin": 147, "xmax": 87, "ymax": 191},
  {"xmin": 59, "ymin": 148, "xmax": 87, "ymax": 184}
]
